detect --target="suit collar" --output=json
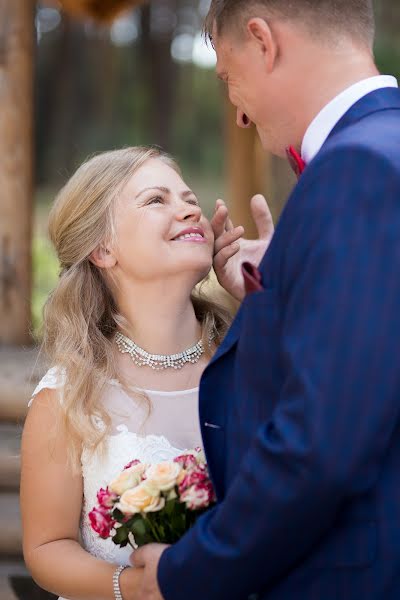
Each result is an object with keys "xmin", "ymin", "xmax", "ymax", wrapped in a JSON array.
[
  {"xmin": 326, "ymin": 86, "xmax": 400, "ymax": 142},
  {"xmin": 302, "ymin": 76, "xmax": 398, "ymax": 163}
]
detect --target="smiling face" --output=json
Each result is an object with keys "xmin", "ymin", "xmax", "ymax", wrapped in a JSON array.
[
  {"xmin": 213, "ymin": 19, "xmax": 300, "ymax": 156},
  {"xmin": 215, "ymin": 29, "xmax": 266, "ymax": 129},
  {"xmin": 110, "ymin": 158, "xmax": 214, "ymax": 286}
]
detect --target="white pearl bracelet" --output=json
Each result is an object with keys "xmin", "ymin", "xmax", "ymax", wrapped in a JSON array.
[{"xmin": 113, "ymin": 565, "xmax": 128, "ymax": 600}]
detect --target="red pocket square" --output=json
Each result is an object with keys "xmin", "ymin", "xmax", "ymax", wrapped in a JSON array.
[{"xmin": 242, "ymin": 262, "xmax": 264, "ymax": 295}]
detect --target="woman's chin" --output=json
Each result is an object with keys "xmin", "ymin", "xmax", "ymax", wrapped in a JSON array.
[{"xmin": 173, "ymin": 258, "xmax": 213, "ymax": 282}]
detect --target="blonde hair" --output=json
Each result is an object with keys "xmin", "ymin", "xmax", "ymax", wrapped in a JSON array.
[{"xmin": 43, "ymin": 146, "xmax": 232, "ymax": 470}]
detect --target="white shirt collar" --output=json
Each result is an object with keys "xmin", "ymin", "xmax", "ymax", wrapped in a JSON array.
[{"xmin": 301, "ymin": 75, "xmax": 398, "ymax": 164}]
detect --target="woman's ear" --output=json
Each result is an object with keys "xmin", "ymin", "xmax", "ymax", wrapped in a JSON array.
[
  {"xmin": 89, "ymin": 245, "xmax": 117, "ymax": 269},
  {"xmin": 246, "ymin": 17, "xmax": 278, "ymax": 73}
]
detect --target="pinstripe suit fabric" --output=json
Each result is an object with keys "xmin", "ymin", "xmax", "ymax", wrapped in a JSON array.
[{"xmin": 158, "ymin": 88, "xmax": 400, "ymax": 599}]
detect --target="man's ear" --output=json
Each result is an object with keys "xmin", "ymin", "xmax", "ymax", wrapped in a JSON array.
[
  {"xmin": 89, "ymin": 245, "xmax": 117, "ymax": 269},
  {"xmin": 246, "ymin": 17, "xmax": 278, "ymax": 73}
]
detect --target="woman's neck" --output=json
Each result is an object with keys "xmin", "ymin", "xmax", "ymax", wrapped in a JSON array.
[{"xmin": 115, "ymin": 278, "xmax": 202, "ymax": 355}]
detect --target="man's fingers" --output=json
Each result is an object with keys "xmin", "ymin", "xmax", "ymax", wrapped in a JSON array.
[
  {"xmin": 225, "ymin": 215, "xmax": 235, "ymax": 231},
  {"xmin": 250, "ymin": 194, "xmax": 274, "ymax": 240},
  {"xmin": 214, "ymin": 226, "xmax": 244, "ymax": 255},
  {"xmin": 218, "ymin": 199, "xmax": 234, "ymax": 231},
  {"xmin": 214, "ymin": 242, "xmax": 240, "ymax": 272},
  {"xmin": 131, "ymin": 546, "xmax": 147, "ymax": 568},
  {"xmin": 211, "ymin": 203, "xmax": 229, "ymax": 238}
]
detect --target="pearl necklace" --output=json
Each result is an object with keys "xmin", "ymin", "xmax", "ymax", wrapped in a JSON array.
[{"xmin": 115, "ymin": 331, "xmax": 205, "ymax": 371}]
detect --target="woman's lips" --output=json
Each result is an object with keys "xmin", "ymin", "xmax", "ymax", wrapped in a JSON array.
[
  {"xmin": 172, "ymin": 234, "xmax": 207, "ymax": 243},
  {"xmin": 172, "ymin": 227, "xmax": 207, "ymax": 243}
]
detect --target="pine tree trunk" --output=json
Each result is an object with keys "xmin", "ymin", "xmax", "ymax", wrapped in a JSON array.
[
  {"xmin": 225, "ymin": 99, "xmax": 268, "ymax": 238},
  {"xmin": 0, "ymin": 0, "xmax": 34, "ymax": 345}
]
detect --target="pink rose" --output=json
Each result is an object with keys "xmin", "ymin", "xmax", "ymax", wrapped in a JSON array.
[
  {"xmin": 178, "ymin": 468, "xmax": 208, "ymax": 494},
  {"xmin": 180, "ymin": 483, "xmax": 213, "ymax": 510},
  {"xmin": 89, "ymin": 506, "xmax": 115, "ymax": 539},
  {"xmin": 97, "ymin": 487, "xmax": 118, "ymax": 508},
  {"xmin": 174, "ymin": 453, "xmax": 198, "ymax": 469},
  {"xmin": 124, "ymin": 459, "xmax": 141, "ymax": 470}
]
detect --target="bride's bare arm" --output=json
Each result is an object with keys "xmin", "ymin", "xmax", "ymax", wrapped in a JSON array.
[{"xmin": 21, "ymin": 388, "xmax": 141, "ymax": 600}]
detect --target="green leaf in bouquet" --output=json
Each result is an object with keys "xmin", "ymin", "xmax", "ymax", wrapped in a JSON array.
[
  {"xmin": 164, "ymin": 498, "xmax": 176, "ymax": 518},
  {"xmin": 112, "ymin": 508, "xmax": 125, "ymax": 523},
  {"xmin": 124, "ymin": 513, "xmax": 140, "ymax": 530},
  {"xmin": 130, "ymin": 516, "xmax": 154, "ymax": 547},
  {"xmin": 112, "ymin": 525, "xmax": 130, "ymax": 547}
]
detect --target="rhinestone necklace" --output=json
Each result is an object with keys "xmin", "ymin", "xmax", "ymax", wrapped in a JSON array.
[{"xmin": 115, "ymin": 331, "xmax": 205, "ymax": 371}]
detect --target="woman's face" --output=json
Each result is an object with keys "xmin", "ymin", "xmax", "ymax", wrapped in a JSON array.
[{"xmin": 111, "ymin": 158, "xmax": 214, "ymax": 285}]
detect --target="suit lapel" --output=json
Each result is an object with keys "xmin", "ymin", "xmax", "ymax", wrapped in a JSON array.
[
  {"xmin": 327, "ymin": 87, "xmax": 400, "ymax": 142},
  {"xmin": 208, "ymin": 306, "xmax": 244, "ymax": 366}
]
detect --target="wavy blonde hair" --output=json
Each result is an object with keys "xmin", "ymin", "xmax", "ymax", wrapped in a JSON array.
[{"xmin": 42, "ymin": 146, "xmax": 232, "ymax": 471}]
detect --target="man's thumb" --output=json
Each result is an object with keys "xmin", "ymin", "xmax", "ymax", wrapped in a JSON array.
[
  {"xmin": 251, "ymin": 194, "xmax": 274, "ymax": 240},
  {"xmin": 131, "ymin": 546, "xmax": 146, "ymax": 567}
]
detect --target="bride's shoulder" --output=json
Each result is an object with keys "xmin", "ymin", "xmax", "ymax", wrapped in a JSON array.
[{"xmin": 29, "ymin": 366, "xmax": 66, "ymax": 407}]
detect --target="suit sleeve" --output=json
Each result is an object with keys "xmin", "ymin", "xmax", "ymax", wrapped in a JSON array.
[{"xmin": 158, "ymin": 147, "xmax": 400, "ymax": 599}]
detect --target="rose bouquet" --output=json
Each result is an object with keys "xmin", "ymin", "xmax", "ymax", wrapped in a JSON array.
[{"xmin": 89, "ymin": 448, "xmax": 216, "ymax": 548}]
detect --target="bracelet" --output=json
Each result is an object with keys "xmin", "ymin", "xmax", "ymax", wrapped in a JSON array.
[{"xmin": 113, "ymin": 565, "xmax": 128, "ymax": 600}]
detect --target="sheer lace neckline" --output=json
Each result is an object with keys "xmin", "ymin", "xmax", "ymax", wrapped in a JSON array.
[{"xmin": 108, "ymin": 378, "xmax": 199, "ymax": 396}]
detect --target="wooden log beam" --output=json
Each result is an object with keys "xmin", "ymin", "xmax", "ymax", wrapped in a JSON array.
[{"xmin": 0, "ymin": 0, "xmax": 34, "ymax": 345}]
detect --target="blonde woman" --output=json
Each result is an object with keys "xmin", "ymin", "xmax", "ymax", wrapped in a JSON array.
[{"xmin": 20, "ymin": 147, "xmax": 236, "ymax": 600}]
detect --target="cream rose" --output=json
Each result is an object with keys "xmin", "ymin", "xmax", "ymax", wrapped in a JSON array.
[
  {"xmin": 109, "ymin": 463, "xmax": 147, "ymax": 496},
  {"xmin": 117, "ymin": 482, "xmax": 165, "ymax": 514},
  {"xmin": 145, "ymin": 461, "xmax": 182, "ymax": 492}
]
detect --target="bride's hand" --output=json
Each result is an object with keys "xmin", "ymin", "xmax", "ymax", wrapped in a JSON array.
[
  {"xmin": 211, "ymin": 194, "xmax": 274, "ymax": 301},
  {"xmin": 119, "ymin": 565, "xmax": 146, "ymax": 600}
]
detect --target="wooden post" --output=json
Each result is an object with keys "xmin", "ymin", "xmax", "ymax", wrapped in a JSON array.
[
  {"xmin": 0, "ymin": 0, "xmax": 34, "ymax": 345},
  {"xmin": 225, "ymin": 98, "xmax": 268, "ymax": 238}
]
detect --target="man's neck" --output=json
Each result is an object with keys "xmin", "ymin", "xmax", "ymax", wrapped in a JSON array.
[{"xmin": 295, "ymin": 52, "xmax": 379, "ymax": 150}]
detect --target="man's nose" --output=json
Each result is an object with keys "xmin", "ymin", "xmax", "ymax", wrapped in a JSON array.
[{"xmin": 236, "ymin": 109, "xmax": 252, "ymax": 129}]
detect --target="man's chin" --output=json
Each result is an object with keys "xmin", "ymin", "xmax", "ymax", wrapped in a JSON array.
[{"xmin": 256, "ymin": 127, "xmax": 286, "ymax": 158}]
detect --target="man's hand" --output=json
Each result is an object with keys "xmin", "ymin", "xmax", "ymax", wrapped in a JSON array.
[
  {"xmin": 131, "ymin": 543, "xmax": 169, "ymax": 600},
  {"xmin": 211, "ymin": 194, "xmax": 274, "ymax": 301}
]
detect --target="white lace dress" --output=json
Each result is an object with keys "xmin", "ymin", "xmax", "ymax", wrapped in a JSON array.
[{"xmin": 30, "ymin": 367, "xmax": 202, "ymax": 600}]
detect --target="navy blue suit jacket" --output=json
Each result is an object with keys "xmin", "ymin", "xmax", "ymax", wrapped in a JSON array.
[{"xmin": 158, "ymin": 88, "xmax": 400, "ymax": 599}]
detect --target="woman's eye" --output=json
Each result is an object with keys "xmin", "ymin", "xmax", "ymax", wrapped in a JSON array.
[
  {"xmin": 147, "ymin": 196, "xmax": 164, "ymax": 205},
  {"xmin": 187, "ymin": 199, "xmax": 199, "ymax": 206}
]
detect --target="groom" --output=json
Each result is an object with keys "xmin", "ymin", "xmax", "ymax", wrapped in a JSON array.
[{"xmin": 133, "ymin": 1, "xmax": 400, "ymax": 598}]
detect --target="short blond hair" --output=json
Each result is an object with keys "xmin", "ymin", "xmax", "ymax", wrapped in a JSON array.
[{"xmin": 205, "ymin": 0, "xmax": 375, "ymax": 49}]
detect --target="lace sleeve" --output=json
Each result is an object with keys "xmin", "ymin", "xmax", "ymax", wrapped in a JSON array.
[{"xmin": 28, "ymin": 366, "xmax": 66, "ymax": 407}]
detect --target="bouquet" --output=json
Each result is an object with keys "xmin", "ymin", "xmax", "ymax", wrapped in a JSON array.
[{"xmin": 89, "ymin": 448, "xmax": 216, "ymax": 548}]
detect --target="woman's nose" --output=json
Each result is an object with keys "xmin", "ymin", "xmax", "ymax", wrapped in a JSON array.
[
  {"xmin": 237, "ymin": 109, "xmax": 252, "ymax": 129},
  {"xmin": 176, "ymin": 201, "xmax": 202, "ymax": 222}
]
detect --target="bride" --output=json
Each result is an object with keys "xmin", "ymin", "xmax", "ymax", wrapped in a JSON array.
[{"xmin": 20, "ymin": 146, "xmax": 243, "ymax": 600}]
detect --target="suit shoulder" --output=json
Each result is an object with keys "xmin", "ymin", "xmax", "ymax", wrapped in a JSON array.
[
  {"xmin": 281, "ymin": 133, "xmax": 400, "ymax": 244},
  {"xmin": 315, "ymin": 110, "xmax": 400, "ymax": 174}
]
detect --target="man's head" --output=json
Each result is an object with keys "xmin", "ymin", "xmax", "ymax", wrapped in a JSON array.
[{"xmin": 206, "ymin": 1, "xmax": 377, "ymax": 156}]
